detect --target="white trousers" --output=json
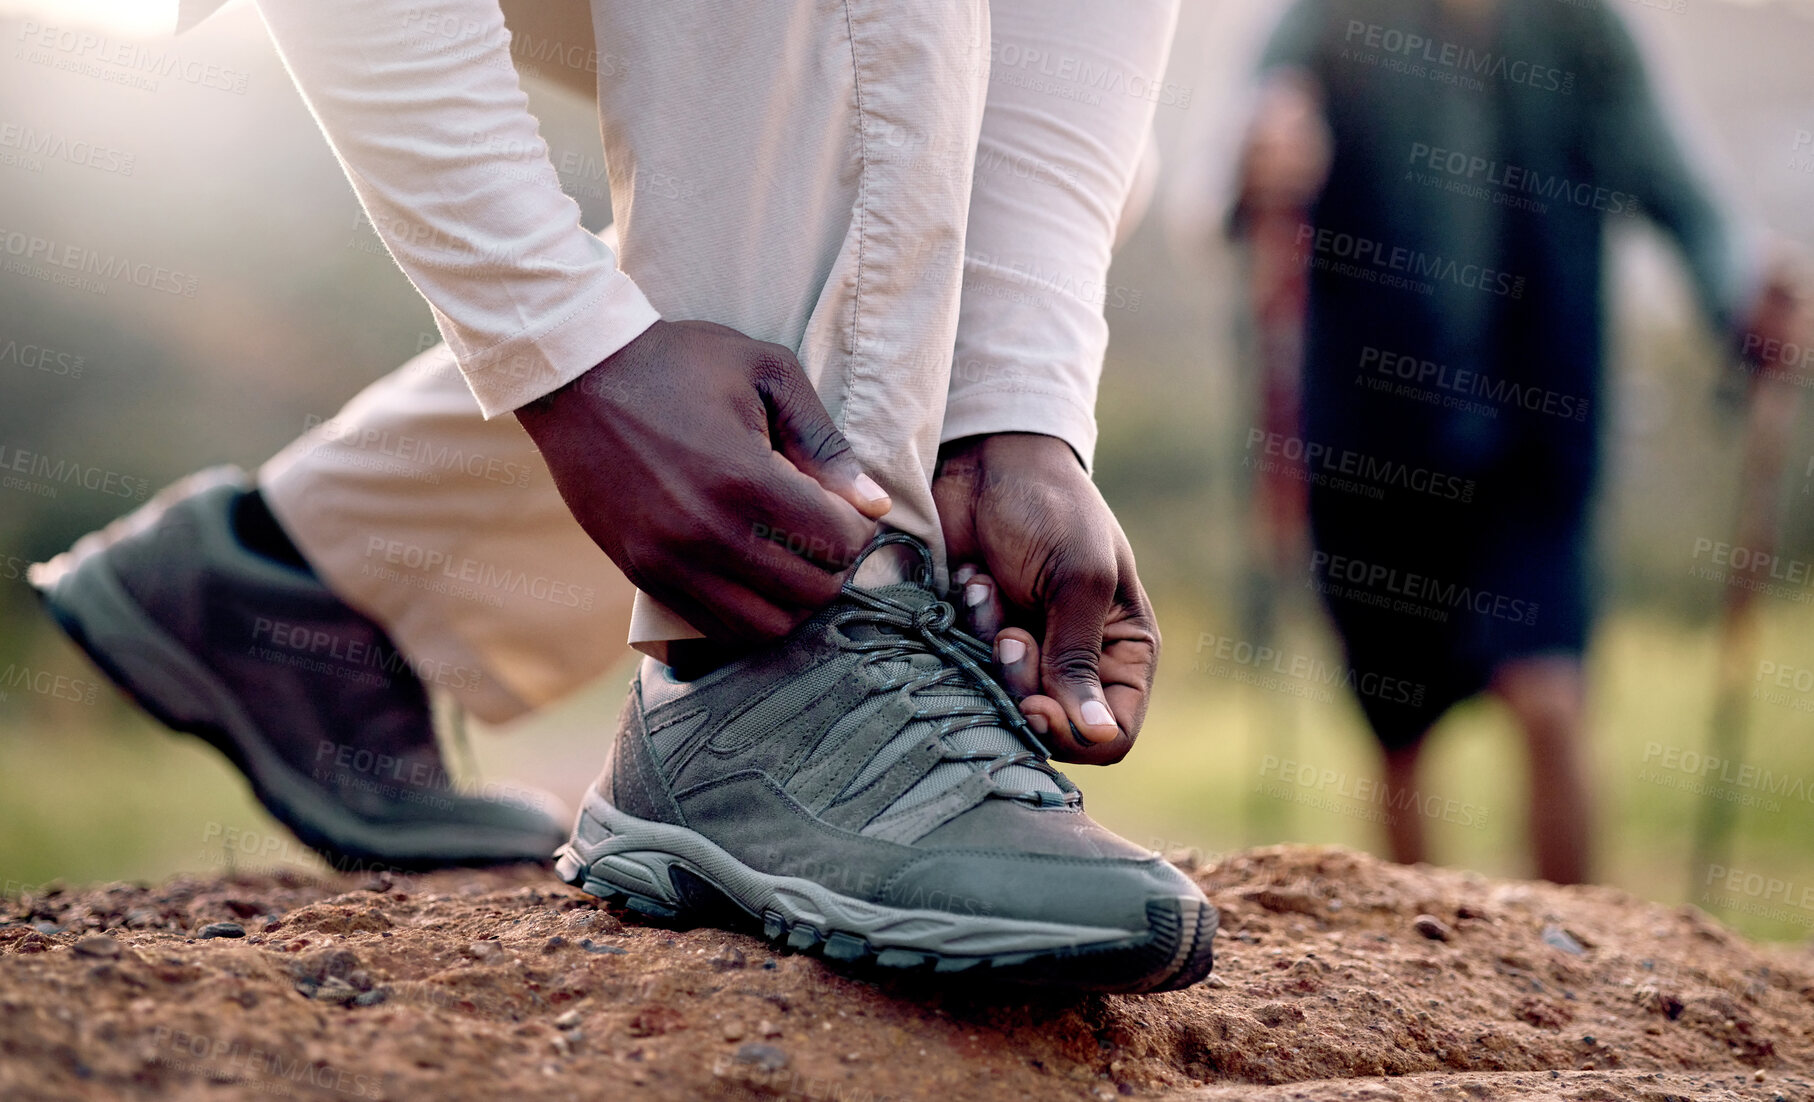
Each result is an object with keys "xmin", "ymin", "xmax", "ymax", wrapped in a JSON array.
[{"xmin": 259, "ymin": 0, "xmax": 1176, "ymax": 723}]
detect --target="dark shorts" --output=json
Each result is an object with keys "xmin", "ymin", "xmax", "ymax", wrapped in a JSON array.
[{"xmin": 1306, "ymin": 472, "xmax": 1592, "ymax": 750}]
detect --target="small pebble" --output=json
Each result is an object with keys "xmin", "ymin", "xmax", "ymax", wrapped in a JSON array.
[
  {"xmin": 72, "ymin": 935, "xmax": 121, "ymax": 959},
  {"xmin": 465, "ymin": 940, "xmax": 503, "ymax": 962},
  {"xmin": 554, "ymin": 1009, "xmax": 582, "ymax": 1029},
  {"xmin": 1412, "ymin": 915, "xmax": 1452, "ymax": 942},
  {"xmin": 757, "ymin": 1019, "xmax": 781, "ymax": 1038},
  {"xmin": 1541, "ymin": 924, "xmax": 1585, "ymax": 956},
  {"xmin": 198, "ymin": 922, "xmax": 245, "ymax": 940},
  {"xmin": 733, "ymin": 1043, "xmax": 788, "ymax": 1073},
  {"xmin": 579, "ymin": 939, "xmax": 627, "ymax": 955},
  {"xmin": 722, "ymin": 1022, "xmax": 745, "ymax": 1042},
  {"xmin": 709, "ymin": 946, "xmax": 747, "ymax": 970}
]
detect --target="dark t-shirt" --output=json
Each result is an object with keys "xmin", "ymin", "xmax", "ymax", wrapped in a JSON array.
[{"xmin": 1266, "ymin": 0, "xmax": 1742, "ymax": 495}]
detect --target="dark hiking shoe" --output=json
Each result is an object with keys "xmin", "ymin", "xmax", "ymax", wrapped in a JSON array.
[
  {"xmin": 29, "ymin": 466, "xmax": 566, "ymax": 871},
  {"xmin": 555, "ymin": 532, "xmax": 1216, "ymax": 992}
]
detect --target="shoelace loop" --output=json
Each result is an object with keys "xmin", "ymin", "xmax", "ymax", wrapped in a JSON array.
[{"xmin": 831, "ymin": 533, "xmax": 1079, "ymax": 809}]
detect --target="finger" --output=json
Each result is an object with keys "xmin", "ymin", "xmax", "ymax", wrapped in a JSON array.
[
  {"xmin": 1038, "ymin": 560, "xmax": 1122, "ymax": 746},
  {"xmin": 752, "ymin": 348, "xmax": 892, "ymax": 519},
  {"xmin": 746, "ymin": 449, "xmax": 880, "ymax": 573},
  {"xmin": 956, "ymin": 568, "xmax": 1006, "ymax": 642},
  {"xmin": 1015, "ymin": 693, "xmax": 1133, "ymax": 766},
  {"xmin": 993, "ymin": 627, "xmax": 1040, "ymax": 699},
  {"xmin": 1097, "ymin": 574, "xmax": 1161, "ymax": 739},
  {"xmin": 720, "ymin": 528, "xmax": 852, "ymax": 611}
]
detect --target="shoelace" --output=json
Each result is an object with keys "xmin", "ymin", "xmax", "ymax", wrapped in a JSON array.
[{"xmin": 830, "ymin": 533, "xmax": 1079, "ymax": 809}]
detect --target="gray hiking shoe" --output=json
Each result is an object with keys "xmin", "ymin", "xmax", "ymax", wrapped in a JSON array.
[
  {"xmin": 555, "ymin": 532, "xmax": 1216, "ymax": 992},
  {"xmin": 29, "ymin": 466, "xmax": 567, "ymax": 871}
]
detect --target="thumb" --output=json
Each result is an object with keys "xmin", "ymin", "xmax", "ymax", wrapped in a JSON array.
[
  {"xmin": 1039, "ymin": 565, "xmax": 1121, "ymax": 745},
  {"xmin": 755, "ymin": 351, "xmax": 891, "ymax": 520}
]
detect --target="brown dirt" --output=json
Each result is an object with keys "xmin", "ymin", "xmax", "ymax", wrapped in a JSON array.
[{"xmin": 1, "ymin": 845, "xmax": 1810, "ymax": 1102}]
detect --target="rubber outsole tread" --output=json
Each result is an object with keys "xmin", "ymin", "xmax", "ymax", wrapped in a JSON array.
[{"xmin": 557, "ymin": 853, "xmax": 1218, "ymax": 993}]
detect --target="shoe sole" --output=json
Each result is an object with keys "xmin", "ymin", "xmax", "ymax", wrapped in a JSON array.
[
  {"xmin": 31, "ymin": 538, "xmax": 560, "ymax": 871},
  {"xmin": 555, "ymin": 790, "xmax": 1217, "ymax": 993}
]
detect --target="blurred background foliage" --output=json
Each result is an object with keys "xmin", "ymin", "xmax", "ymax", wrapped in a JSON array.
[{"xmin": 2, "ymin": 0, "xmax": 1812, "ymax": 940}]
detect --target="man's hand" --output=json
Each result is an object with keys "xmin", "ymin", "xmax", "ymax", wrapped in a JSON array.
[
  {"xmin": 517, "ymin": 319, "xmax": 890, "ymax": 643},
  {"xmin": 932, "ymin": 433, "xmax": 1160, "ymax": 766},
  {"xmin": 1739, "ymin": 249, "xmax": 1812, "ymax": 389}
]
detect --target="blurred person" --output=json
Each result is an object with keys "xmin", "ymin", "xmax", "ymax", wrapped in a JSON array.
[
  {"xmin": 1212, "ymin": 0, "xmax": 1807, "ymax": 883},
  {"xmin": 32, "ymin": 0, "xmax": 1217, "ymax": 990}
]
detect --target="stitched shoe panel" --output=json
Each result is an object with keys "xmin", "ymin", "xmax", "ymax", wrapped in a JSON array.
[{"xmin": 556, "ymin": 533, "xmax": 1217, "ymax": 992}]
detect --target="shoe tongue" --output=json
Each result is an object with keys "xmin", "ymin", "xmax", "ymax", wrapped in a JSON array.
[{"xmin": 838, "ymin": 581, "xmax": 1062, "ymax": 805}]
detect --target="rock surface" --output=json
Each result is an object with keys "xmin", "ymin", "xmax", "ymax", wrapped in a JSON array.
[{"xmin": 1, "ymin": 845, "xmax": 1809, "ymax": 1101}]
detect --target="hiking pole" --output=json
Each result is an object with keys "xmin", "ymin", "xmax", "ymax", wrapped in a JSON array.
[
  {"xmin": 1687, "ymin": 355, "xmax": 1804, "ymax": 905},
  {"xmin": 1236, "ymin": 195, "xmax": 1312, "ymax": 845}
]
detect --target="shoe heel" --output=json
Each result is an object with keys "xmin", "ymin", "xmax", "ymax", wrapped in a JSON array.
[{"xmin": 36, "ymin": 540, "xmax": 244, "ymax": 741}]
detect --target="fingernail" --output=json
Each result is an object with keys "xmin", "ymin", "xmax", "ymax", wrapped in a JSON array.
[
  {"xmin": 997, "ymin": 637, "xmax": 1026, "ymax": 665},
  {"xmin": 952, "ymin": 564, "xmax": 977, "ymax": 586},
  {"xmin": 964, "ymin": 583, "xmax": 989, "ymax": 608},
  {"xmin": 1081, "ymin": 700, "xmax": 1115, "ymax": 729},
  {"xmin": 853, "ymin": 473, "xmax": 889, "ymax": 504},
  {"xmin": 1026, "ymin": 713, "xmax": 1049, "ymax": 736}
]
